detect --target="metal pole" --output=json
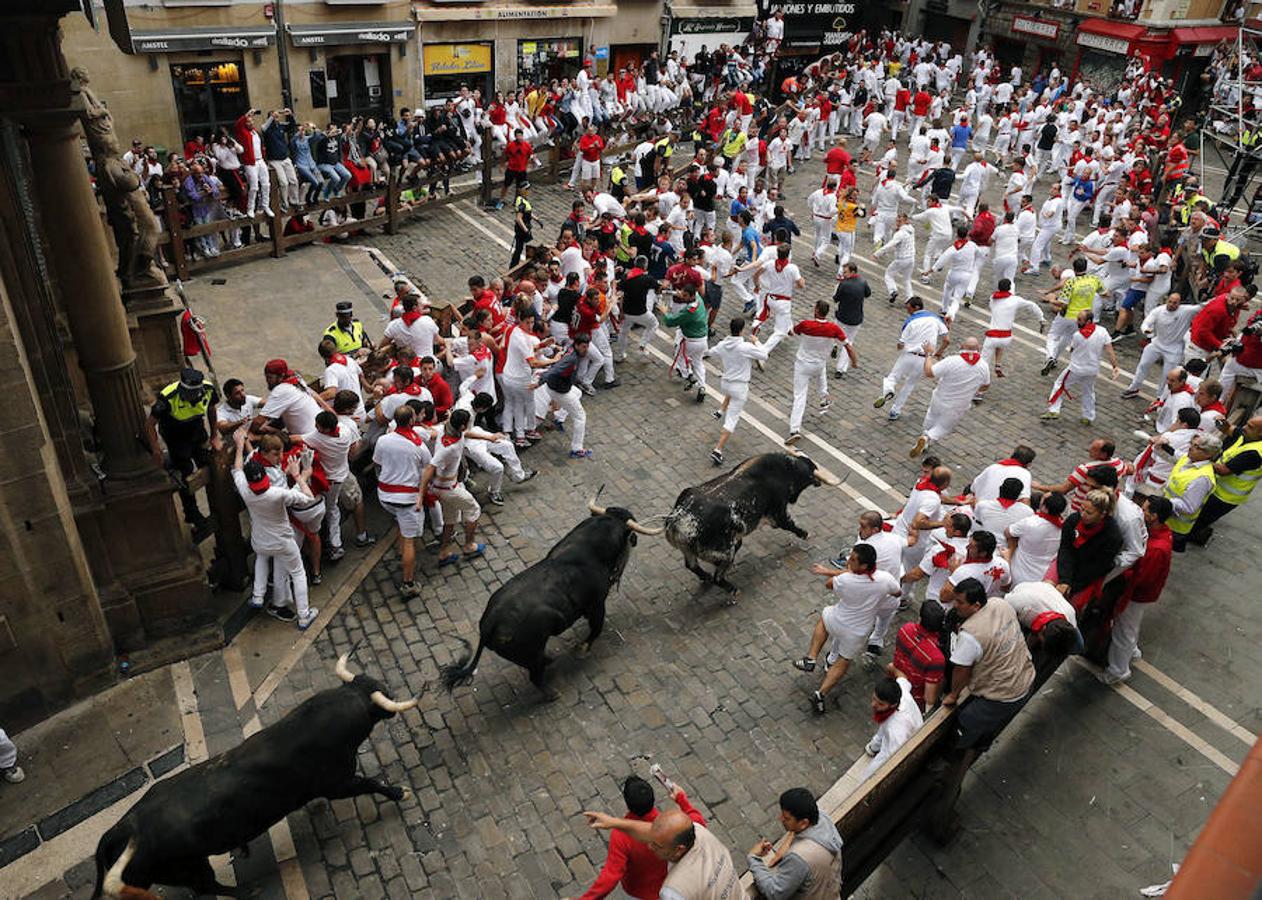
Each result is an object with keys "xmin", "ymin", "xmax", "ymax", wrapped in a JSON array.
[{"xmin": 273, "ymin": 0, "xmax": 294, "ymax": 110}]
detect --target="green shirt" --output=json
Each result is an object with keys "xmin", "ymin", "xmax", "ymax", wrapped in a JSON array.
[{"xmin": 663, "ymin": 299, "xmax": 709, "ymax": 338}]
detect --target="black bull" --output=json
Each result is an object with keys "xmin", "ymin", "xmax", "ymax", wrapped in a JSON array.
[
  {"xmin": 440, "ymin": 502, "xmax": 662, "ymax": 695},
  {"xmin": 92, "ymin": 657, "xmax": 416, "ymax": 899},
  {"xmin": 665, "ymin": 452, "xmax": 842, "ymax": 592}
]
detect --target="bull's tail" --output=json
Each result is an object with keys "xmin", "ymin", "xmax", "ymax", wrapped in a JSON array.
[
  {"xmin": 92, "ymin": 823, "xmax": 134, "ymax": 899},
  {"xmin": 439, "ymin": 635, "xmax": 485, "ymax": 691}
]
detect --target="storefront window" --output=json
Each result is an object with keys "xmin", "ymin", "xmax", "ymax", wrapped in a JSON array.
[
  {"xmin": 171, "ymin": 61, "xmax": 249, "ymax": 144},
  {"xmin": 1076, "ymin": 49, "xmax": 1126, "ymax": 93},
  {"xmin": 327, "ymin": 53, "xmax": 392, "ymax": 124},
  {"xmin": 422, "ymin": 42, "xmax": 494, "ymax": 107},
  {"xmin": 517, "ymin": 38, "xmax": 582, "ymax": 86}
]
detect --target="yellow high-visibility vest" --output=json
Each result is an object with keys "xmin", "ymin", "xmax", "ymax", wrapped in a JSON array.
[
  {"xmin": 323, "ymin": 320, "xmax": 366, "ymax": 353},
  {"xmin": 1212, "ymin": 435, "xmax": 1262, "ymax": 505},
  {"xmin": 158, "ymin": 381, "xmax": 212, "ymax": 422},
  {"xmin": 1162, "ymin": 456, "xmax": 1216, "ymax": 534}
]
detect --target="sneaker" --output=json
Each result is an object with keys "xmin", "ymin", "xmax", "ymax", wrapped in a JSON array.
[
  {"xmin": 2, "ymin": 765, "xmax": 25, "ymax": 784},
  {"xmin": 524, "ymin": 430, "xmax": 543, "ymax": 441},
  {"xmin": 554, "ymin": 420, "xmax": 566, "ymax": 433},
  {"xmin": 354, "ymin": 533, "xmax": 377, "ymax": 548},
  {"xmin": 297, "ymin": 607, "xmax": 319, "ymax": 630},
  {"xmin": 515, "ymin": 438, "xmax": 532, "ymax": 449},
  {"xmin": 811, "ymin": 690, "xmax": 827, "ymax": 715},
  {"xmin": 1040, "ymin": 358, "xmax": 1057, "ymax": 377},
  {"xmin": 710, "ymin": 449, "xmax": 724, "ymax": 466},
  {"xmin": 614, "ymin": 353, "xmax": 627, "ymax": 363},
  {"xmin": 1132, "ymin": 648, "xmax": 1143, "ymax": 661},
  {"xmin": 310, "ymin": 572, "xmax": 322, "ymax": 586},
  {"xmin": 785, "ymin": 432, "xmax": 802, "ymax": 446},
  {"xmin": 909, "ymin": 435, "xmax": 928, "ymax": 459},
  {"xmin": 1040, "ymin": 411, "xmax": 1060, "ymax": 421},
  {"xmin": 493, "ymin": 200, "xmax": 504, "ymax": 210},
  {"xmin": 818, "ymin": 397, "xmax": 832, "ymax": 412},
  {"xmin": 1094, "ymin": 669, "xmax": 1130, "ymax": 685},
  {"xmin": 1120, "ymin": 388, "xmax": 1140, "ymax": 399},
  {"xmin": 327, "ymin": 546, "xmax": 346, "ymax": 562},
  {"xmin": 888, "ymin": 291, "xmax": 899, "ymax": 305},
  {"xmin": 267, "ymin": 605, "xmax": 297, "ymax": 623},
  {"xmin": 569, "ymin": 449, "xmax": 593, "ymax": 459},
  {"xmin": 489, "ymin": 491, "xmax": 505, "ymax": 506},
  {"xmin": 401, "ymin": 581, "xmax": 421, "ymax": 600},
  {"xmin": 866, "ymin": 643, "xmax": 882, "ymax": 657},
  {"xmin": 696, "ymin": 387, "xmax": 705, "ymax": 404},
  {"xmin": 793, "ymin": 657, "xmax": 817, "ymax": 672},
  {"xmin": 873, "ymin": 391, "xmax": 894, "ymax": 409},
  {"xmin": 887, "ymin": 410, "xmax": 901, "ymax": 421},
  {"xmin": 1080, "ymin": 417, "xmax": 1093, "ymax": 425},
  {"xmin": 516, "ymin": 469, "xmax": 538, "ymax": 484},
  {"xmin": 833, "ymin": 370, "xmax": 845, "ymax": 380},
  {"xmin": 580, "ymin": 383, "xmax": 597, "ymax": 397},
  {"xmin": 711, "ymin": 409, "xmax": 723, "ymax": 420},
  {"xmin": 602, "ymin": 378, "xmax": 622, "ymax": 389},
  {"xmin": 919, "ymin": 274, "xmax": 932, "ymax": 285},
  {"xmin": 249, "ymin": 596, "xmax": 265, "ymax": 609}
]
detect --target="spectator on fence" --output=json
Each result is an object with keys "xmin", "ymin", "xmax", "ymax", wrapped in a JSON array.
[
  {"xmin": 181, "ymin": 162, "xmax": 226, "ymax": 259},
  {"xmin": 290, "ymin": 123, "xmax": 325, "ymax": 206},
  {"xmin": 746, "ymin": 787, "xmax": 843, "ymax": 900}
]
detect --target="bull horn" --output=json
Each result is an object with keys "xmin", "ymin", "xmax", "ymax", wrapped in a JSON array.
[
  {"xmin": 588, "ymin": 483, "xmax": 607, "ymax": 516},
  {"xmin": 626, "ymin": 518, "xmax": 664, "ymax": 536},
  {"xmin": 335, "ymin": 653, "xmax": 356, "ymax": 684},
  {"xmin": 815, "ymin": 468, "xmax": 843, "ymax": 487},
  {"xmin": 370, "ymin": 690, "xmax": 418, "ymax": 713}
]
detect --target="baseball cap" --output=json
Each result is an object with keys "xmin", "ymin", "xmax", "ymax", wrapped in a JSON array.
[
  {"xmin": 177, "ymin": 367, "xmax": 205, "ymax": 400},
  {"xmin": 264, "ymin": 358, "xmax": 290, "ymax": 377}
]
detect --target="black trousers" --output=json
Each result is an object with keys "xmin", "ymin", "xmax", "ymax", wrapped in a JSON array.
[{"xmin": 1189, "ymin": 494, "xmax": 1239, "ymax": 544}]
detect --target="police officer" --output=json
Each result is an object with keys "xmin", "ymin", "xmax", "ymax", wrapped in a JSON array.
[
  {"xmin": 510, "ymin": 181, "xmax": 533, "ymax": 269},
  {"xmin": 323, "ymin": 301, "xmax": 372, "ymax": 357},
  {"xmin": 146, "ymin": 367, "xmax": 219, "ymax": 535},
  {"xmin": 1189, "ymin": 414, "xmax": 1262, "ymax": 545},
  {"xmin": 1198, "ymin": 226, "xmax": 1242, "ymax": 290}
]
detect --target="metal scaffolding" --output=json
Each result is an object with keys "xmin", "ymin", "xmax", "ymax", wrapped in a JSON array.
[{"xmin": 1200, "ymin": 21, "xmax": 1262, "ymax": 241}]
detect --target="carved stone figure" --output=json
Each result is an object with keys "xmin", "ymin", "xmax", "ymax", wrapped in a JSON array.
[{"xmin": 70, "ymin": 67, "xmax": 167, "ymax": 291}]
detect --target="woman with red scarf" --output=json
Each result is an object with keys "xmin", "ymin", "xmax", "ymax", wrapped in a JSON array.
[{"xmin": 1052, "ymin": 488, "xmax": 1123, "ymax": 659}]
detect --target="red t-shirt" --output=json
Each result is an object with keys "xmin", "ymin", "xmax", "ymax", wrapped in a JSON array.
[
  {"xmin": 895, "ymin": 88, "xmax": 911, "ymax": 112},
  {"xmin": 505, "ymin": 139, "xmax": 531, "ymax": 173},
  {"xmin": 577, "ymin": 792, "xmax": 705, "ymax": 900},
  {"xmin": 824, "ymin": 146, "xmax": 852, "ymax": 174},
  {"xmin": 665, "ymin": 262, "xmax": 704, "ymax": 294},
  {"xmin": 912, "ymin": 91, "xmax": 932, "ymax": 116},
  {"xmin": 893, "ymin": 622, "xmax": 945, "ymax": 710},
  {"xmin": 730, "ymin": 91, "xmax": 753, "ymax": 115},
  {"xmin": 1238, "ymin": 310, "xmax": 1262, "ymax": 367},
  {"xmin": 420, "ymin": 373, "xmax": 454, "ymax": 417},
  {"xmin": 1190, "ymin": 294, "xmax": 1240, "ymax": 352},
  {"xmin": 579, "ymin": 133, "xmax": 605, "ymax": 162}
]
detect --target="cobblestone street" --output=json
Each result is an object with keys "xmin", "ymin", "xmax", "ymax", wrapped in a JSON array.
[{"xmin": 17, "ymin": 135, "xmax": 1261, "ymax": 900}]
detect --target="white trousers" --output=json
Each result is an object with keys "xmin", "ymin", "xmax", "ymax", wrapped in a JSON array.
[
  {"xmin": 873, "ymin": 211, "xmax": 897, "ymax": 245},
  {"xmin": 244, "ymin": 161, "xmax": 271, "ymax": 216},
  {"xmin": 1218, "ymin": 358, "xmax": 1262, "ymax": 395},
  {"xmin": 323, "ymin": 481, "xmax": 344, "ymax": 550},
  {"xmin": 922, "ymin": 234, "xmax": 950, "ymax": 272},
  {"xmin": 940, "ymin": 270, "xmax": 970, "ymax": 320},
  {"xmin": 754, "ymin": 297, "xmax": 793, "ymax": 338},
  {"xmin": 501, "ymin": 375, "xmax": 535, "ymax": 438},
  {"xmin": 1128, "ymin": 343, "xmax": 1183, "ymax": 392},
  {"xmin": 619, "ymin": 311, "xmax": 658, "ymax": 352},
  {"xmin": 1045, "ymin": 316, "xmax": 1076, "ymax": 362},
  {"xmin": 813, "ymin": 219, "xmax": 835, "ymax": 261},
  {"xmin": 546, "ymin": 385, "xmax": 586, "ymax": 451},
  {"xmin": 981, "ymin": 335, "xmax": 1012, "ymax": 368},
  {"xmin": 589, "ymin": 327, "xmax": 615, "ymax": 381},
  {"xmin": 465, "ymin": 438, "xmax": 526, "ymax": 492},
  {"xmin": 835, "ymin": 231, "xmax": 856, "ymax": 270},
  {"xmin": 883, "ymin": 352, "xmax": 925, "ymax": 414},
  {"xmin": 922, "ymin": 394, "xmax": 970, "ymax": 441},
  {"xmin": 1104, "ymin": 601, "xmax": 1147, "ymax": 680},
  {"xmin": 789, "ymin": 359, "xmax": 827, "ymax": 432},
  {"xmin": 1065, "ymin": 199, "xmax": 1091, "ymax": 240},
  {"xmin": 991, "ymin": 253, "xmax": 1018, "ymax": 289},
  {"xmin": 0, "ymin": 729, "xmax": 15, "ymax": 769},
  {"xmin": 1030, "ymin": 226, "xmax": 1059, "ymax": 268},
  {"xmin": 268, "ymin": 158, "xmax": 299, "ymax": 209},
  {"xmin": 674, "ymin": 336, "xmax": 708, "ymax": 388},
  {"xmin": 966, "ymin": 246, "xmax": 990, "ymax": 297},
  {"xmin": 884, "ymin": 258, "xmax": 914, "ymax": 299},
  {"xmin": 720, "ymin": 379, "xmax": 749, "ymax": 433},
  {"xmin": 1048, "ymin": 368, "xmax": 1098, "ymax": 421},
  {"xmin": 253, "ymin": 539, "xmax": 309, "ymax": 616},
  {"xmin": 835, "ymin": 324, "xmax": 859, "ymax": 372}
]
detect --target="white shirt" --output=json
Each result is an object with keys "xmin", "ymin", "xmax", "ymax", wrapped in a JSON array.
[
  {"xmin": 559, "ymin": 244, "xmax": 590, "ymax": 288},
  {"xmin": 759, "ymin": 261, "xmax": 801, "ymax": 298},
  {"xmin": 894, "ymin": 488, "xmax": 945, "ymax": 539},
  {"xmin": 858, "ymin": 529, "xmax": 905, "ymax": 578},
  {"xmin": 1112, "ymin": 493, "xmax": 1148, "ymax": 574},
  {"xmin": 934, "ymin": 240, "xmax": 977, "ymax": 277},
  {"xmin": 1006, "ymin": 513, "xmax": 1062, "ymax": 585},
  {"xmin": 232, "ymin": 469, "xmax": 316, "ymax": 553},
  {"xmin": 826, "ymin": 570, "xmax": 902, "ymax": 633},
  {"xmin": 986, "ymin": 292, "xmax": 1043, "ymax": 332},
  {"xmin": 930, "ymin": 354, "xmax": 991, "ymax": 405},
  {"xmin": 1067, "ymin": 326, "xmax": 1112, "ymax": 375},
  {"xmin": 767, "ymin": 136, "xmax": 788, "ymax": 168},
  {"xmin": 1141, "ymin": 303, "xmax": 1201, "ymax": 353},
  {"xmin": 1015, "ymin": 208, "xmax": 1037, "ymax": 240},
  {"xmin": 808, "ymin": 188, "xmax": 838, "ymax": 221},
  {"xmin": 974, "ymin": 499, "xmax": 1032, "ymax": 540},
  {"xmin": 913, "ymin": 205, "xmax": 957, "ymax": 240},
  {"xmin": 373, "ymin": 430, "xmax": 430, "ymax": 504},
  {"xmin": 1038, "ymin": 196, "xmax": 1064, "ymax": 230},
  {"xmin": 863, "ymin": 677, "xmax": 924, "ymax": 779},
  {"xmin": 452, "ymin": 349, "xmax": 496, "ymax": 400},
  {"xmin": 948, "ymin": 555, "xmax": 1012, "ymax": 596},
  {"xmin": 877, "ymin": 224, "xmax": 916, "ymax": 262},
  {"xmin": 872, "ymin": 179, "xmax": 914, "ymax": 215},
  {"xmin": 1005, "ymin": 580, "xmax": 1078, "ymax": 628},
  {"xmin": 259, "ymin": 383, "xmax": 321, "ymax": 437},
  {"xmin": 792, "ymin": 318, "xmax": 849, "ymax": 366},
  {"xmin": 429, "ymin": 434, "xmax": 465, "ymax": 485},
  {"xmin": 217, "ymin": 395, "xmax": 261, "ymax": 426},
  {"xmin": 323, "ymin": 357, "xmax": 365, "ymax": 418},
  {"xmin": 383, "ymin": 315, "xmax": 441, "ymax": 361},
  {"xmin": 959, "ymin": 160, "xmax": 992, "ymax": 193},
  {"xmin": 301, "ymin": 422, "xmax": 360, "ymax": 483},
  {"xmin": 503, "ymin": 327, "xmax": 541, "ymax": 380},
  {"xmin": 705, "ymin": 335, "xmax": 772, "ymax": 384},
  {"xmin": 898, "ymin": 312, "xmax": 949, "ymax": 352},
  {"xmin": 1156, "ymin": 386, "xmax": 1196, "ymax": 434},
  {"xmin": 971, "ymin": 461, "xmax": 1032, "ymax": 503},
  {"xmin": 917, "ymin": 531, "xmax": 969, "ymax": 602}
]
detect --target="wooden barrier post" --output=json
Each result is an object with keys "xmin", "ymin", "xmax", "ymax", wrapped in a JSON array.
[
  {"xmin": 480, "ymin": 126, "xmax": 495, "ymax": 207},
  {"xmin": 160, "ymin": 185, "xmax": 190, "ymax": 281},
  {"xmin": 268, "ymin": 179, "xmax": 285, "ymax": 260},
  {"xmin": 548, "ymin": 141, "xmax": 561, "ymax": 183},
  {"xmin": 385, "ymin": 169, "xmax": 400, "ymax": 235}
]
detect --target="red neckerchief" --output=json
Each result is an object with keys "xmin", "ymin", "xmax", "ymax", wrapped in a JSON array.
[
  {"xmin": 914, "ymin": 476, "xmax": 943, "ymax": 494},
  {"xmin": 1201, "ymin": 401, "xmax": 1227, "ymax": 416},
  {"xmin": 1172, "ymin": 384, "xmax": 1193, "ymax": 395},
  {"xmin": 329, "ymin": 353, "xmax": 348, "ymax": 366},
  {"xmin": 440, "ymin": 433, "xmax": 462, "ymax": 447},
  {"xmin": 930, "ymin": 537, "xmax": 958, "ymax": 569},
  {"xmin": 631, "ymin": 224, "xmax": 648, "ymax": 236},
  {"xmin": 627, "ymin": 267, "xmax": 647, "ymax": 279},
  {"xmin": 1079, "ymin": 322, "xmax": 1097, "ymax": 339},
  {"xmin": 471, "ymin": 344, "xmax": 491, "ymax": 362},
  {"xmin": 774, "ymin": 258, "xmax": 790, "ymax": 272},
  {"xmin": 247, "ymin": 473, "xmax": 270, "ymax": 495},
  {"xmin": 996, "ymin": 497, "xmax": 1018, "ymax": 509},
  {"xmin": 960, "ymin": 351, "xmax": 982, "ymax": 365},
  {"xmin": 401, "ymin": 310, "xmax": 423, "ymax": 326},
  {"xmin": 549, "ymin": 274, "xmax": 563, "ymax": 284},
  {"xmin": 953, "ymin": 238, "xmax": 967, "ymax": 250},
  {"xmin": 1030, "ymin": 610, "xmax": 1067, "ymax": 633},
  {"xmin": 873, "ymin": 706, "xmax": 897, "ymax": 724},
  {"xmin": 387, "ymin": 382, "xmax": 425, "ymax": 397},
  {"xmin": 992, "ymin": 291, "xmax": 1011, "ymax": 300},
  {"xmin": 1072, "ymin": 517, "xmax": 1104, "ymax": 548},
  {"xmin": 395, "ymin": 426, "xmax": 424, "ymax": 446}
]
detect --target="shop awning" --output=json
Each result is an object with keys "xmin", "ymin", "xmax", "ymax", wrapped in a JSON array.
[
  {"xmin": 129, "ymin": 25, "xmax": 277, "ymax": 54},
  {"xmin": 1169, "ymin": 25, "xmax": 1240, "ymax": 45},
  {"xmin": 1077, "ymin": 18, "xmax": 1148, "ymax": 41},
  {"xmin": 286, "ymin": 22, "xmax": 414, "ymax": 47}
]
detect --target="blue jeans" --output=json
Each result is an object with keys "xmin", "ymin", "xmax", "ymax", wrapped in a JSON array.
[
  {"xmin": 295, "ymin": 163, "xmax": 323, "ymax": 203},
  {"xmin": 317, "ymin": 163, "xmax": 350, "ymax": 199}
]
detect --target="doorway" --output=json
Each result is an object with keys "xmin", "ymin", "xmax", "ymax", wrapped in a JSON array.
[{"xmin": 326, "ymin": 53, "xmax": 391, "ymax": 124}]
